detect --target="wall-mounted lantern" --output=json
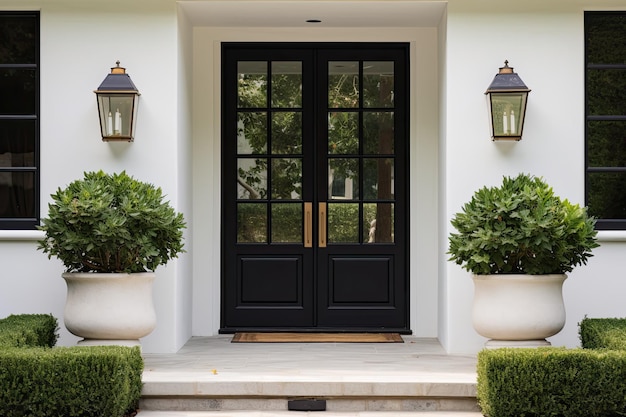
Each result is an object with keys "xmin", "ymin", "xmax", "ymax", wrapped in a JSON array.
[
  {"xmin": 485, "ymin": 61, "xmax": 530, "ymax": 141},
  {"xmin": 95, "ymin": 61, "xmax": 140, "ymax": 142}
]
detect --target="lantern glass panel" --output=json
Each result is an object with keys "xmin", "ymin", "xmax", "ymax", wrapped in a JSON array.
[
  {"xmin": 489, "ymin": 92, "xmax": 527, "ymax": 137},
  {"xmin": 97, "ymin": 94, "xmax": 136, "ymax": 138}
]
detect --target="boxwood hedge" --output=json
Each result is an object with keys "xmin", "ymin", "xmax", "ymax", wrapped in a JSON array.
[
  {"xmin": 0, "ymin": 314, "xmax": 143, "ymax": 417},
  {"xmin": 477, "ymin": 347, "xmax": 626, "ymax": 417}
]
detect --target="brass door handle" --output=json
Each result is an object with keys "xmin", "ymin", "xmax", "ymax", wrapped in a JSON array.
[
  {"xmin": 304, "ymin": 202, "xmax": 312, "ymax": 248},
  {"xmin": 318, "ymin": 202, "xmax": 327, "ymax": 248}
]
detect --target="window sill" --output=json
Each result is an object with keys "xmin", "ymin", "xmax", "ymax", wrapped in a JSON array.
[
  {"xmin": 0, "ymin": 230, "xmax": 44, "ymax": 241},
  {"xmin": 596, "ymin": 231, "xmax": 626, "ymax": 242}
]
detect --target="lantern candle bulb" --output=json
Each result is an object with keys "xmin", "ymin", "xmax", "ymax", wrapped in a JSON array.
[
  {"xmin": 510, "ymin": 110, "xmax": 516, "ymax": 134},
  {"xmin": 502, "ymin": 112, "xmax": 508, "ymax": 134},
  {"xmin": 106, "ymin": 112, "xmax": 113, "ymax": 136},
  {"xmin": 114, "ymin": 109, "xmax": 122, "ymax": 135}
]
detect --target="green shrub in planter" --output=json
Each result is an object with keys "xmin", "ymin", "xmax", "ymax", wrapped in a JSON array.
[
  {"xmin": 448, "ymin": 173, "xmax": 598, "ymax": 275},
  {"xmin": 37, "ymin": 170, "xmax": 186, "ymax": 273},
  {"xmin": 0, "ymin": 314, "xmax": 58, "ymax": 348},
  {"xmin": 0, "ymin": 346, "xmax": 143, "ymax": 417},
  {"xmin": 477, "ymin": 348, "xmax": 626, "ymax": 417},
  {"xmin": 579, "ymin": 317, "xmax": 626, "ymax": 350}
]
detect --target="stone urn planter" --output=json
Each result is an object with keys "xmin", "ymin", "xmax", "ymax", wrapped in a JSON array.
[
  {"xmin": 63, "ymin": 272, "xmax": 157, "ymax": 346},
  {"xmin": 472, "ymin": 274, "xmax": 567, "ymax": 347},
  {"xmin": 38, "ymin": 171, "xmax": 185, "ymax": 347}
]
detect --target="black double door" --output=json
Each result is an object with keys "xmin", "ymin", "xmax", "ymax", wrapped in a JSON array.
[{"xmin": 221, "ymin": 43, "xmax": 409, "ymax": 332}]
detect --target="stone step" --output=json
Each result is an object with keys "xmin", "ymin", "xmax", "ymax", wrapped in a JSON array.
[
  {"xmin": 140, "ymin": 378, "xmax": 478, "ymax": 413},
  {"xmin": 136, "ymin": 412, "xmax": 483, "ymax": 417}
]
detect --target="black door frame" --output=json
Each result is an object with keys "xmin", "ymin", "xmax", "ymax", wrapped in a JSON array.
[{"xmin": 220, "ymin": 42, "xmax": 410, "ymax": 333}]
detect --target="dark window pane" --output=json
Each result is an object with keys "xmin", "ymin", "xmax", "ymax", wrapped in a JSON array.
[
  {"xmin": 0, "ymin": 119, "xmax": 36, "ymax": 166},
  {"xmin": 0, "ymin": 171, "xmax": 35, "ymax": 218},
  {"xmin": 587, "ymin": 69, "xmax": 626, "ymax": 116},
  {"xmin": 0, "ymin": 14, "xmax": 37, "ymax": 64},
  {"xmin": 0, "ymin": 68, "xmax": 36, "ymax": 114},
  {"xmin": 586, "ymin": 13, "xmax": 626, "ymax": 65},
  {"xmin": 587, "ymin": 172, "xmax": 626, "ymax": 220},
  {"xmin": 587, "ymin": 121, "xmax": 626, "ymax": 167}
]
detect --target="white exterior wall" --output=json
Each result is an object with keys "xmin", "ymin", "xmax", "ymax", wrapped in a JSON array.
[
  {"xmin": 443, "ymin": 0, "xmax": 626, "ymax": 353},
  {"xmin": 1, "ymin": 0, "xmax": 626, "ymax": 354},
  {"xmin": 0, "ymin": 0, "xmax": 192, "ymax": 353}
]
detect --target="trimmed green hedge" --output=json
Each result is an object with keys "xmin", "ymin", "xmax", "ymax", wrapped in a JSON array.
[
  {"xmin": 477, "ymin": 347, "xmax": 626, "ymax": 417},
  {"xmin": 0, "ymin": 345, "xmax": 143, "ymax": 417},
  {"xmin": 579, "ymin": 317, "xmax": 626, "ymax": 350},
  {"xmin": 0, "ymin": 314, "xmax": 144, "ymax": 417},
  {"xmin": 0, "ymin": 314, "xmax": 59, "ymax": 348}
]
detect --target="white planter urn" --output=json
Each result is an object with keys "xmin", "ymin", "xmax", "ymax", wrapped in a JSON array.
[
  {"xmin": 62, "ymin": 272, "xmax": 157, "ymax": 346},
  {"xmin": 472, "ymin": 274, "xmax": 567, "ymax": 348}
]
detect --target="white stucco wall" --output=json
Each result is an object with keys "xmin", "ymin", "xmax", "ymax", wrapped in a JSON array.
[
  {"xmin": 443, "ymin": 0, "xmax": 626, "ymax": 353},
  {"xmin": 0, "ymin": 0, "xmax": 191, "ymax": 353},
  {"xmin": 1, "ymin": 0, "xmax": 626, "ymax": 354}
]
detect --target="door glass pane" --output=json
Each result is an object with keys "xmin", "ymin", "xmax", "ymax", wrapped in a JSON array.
[
  {"xmin": 237, "ymin": 112, "xmax": 267, "ymax": 154},
  {"xmin": 328, "ymin": 203, "xmax": 359, "ymax": 243},
  {"xmin": 271, "ymin": 112, "xmax": 302, "ymax": 154},
  {"xmin": 364, "ymin": 112, "xmax": 394, "ymax": 154},
  {"xmin": 237, "ymin": 203, "xmax": 267, "ymax": 243},
  {"xmin": 329, "ymin": 158, "xmax": 359, "ymax": 200},
  {"xmin": 238, "ymin": 61, "xmax": 267, "ymax": 108},
  {"xmin": 364, "ymin": 203, "xmax": 394, "ymax": 243},
  {"xmin": 272, "ymin": 61, "xmax": 302, "ymax": 108},
  {"xmin": 328, "ymin": 111, "xmax": 358, "ymax": 154},
  {"xmin": 237, "ymin": 158, "xmax": 267, "ymax": 199},
  {"xmin": 271, "ymin": 158, "xmax": 302, "ymax": 199},
  {"xmin": 271, "ymin": 203, "xmax": 302, "ymax": 243},
  {"xmin": 363, "ymin": 61, "xmax": 394, "ymax": 108},
  {"xmin": 328, "ymin": 61, "xmax": 359, "ymax": 108},
  {"xmin": 364, "ymin": 158, "xmax": 394, "ymax": 200}
]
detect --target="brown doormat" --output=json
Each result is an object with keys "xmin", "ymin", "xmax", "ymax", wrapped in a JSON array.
[{"xmin": 231, "ymin": 332, "xmax": 403, "ymax": 343}]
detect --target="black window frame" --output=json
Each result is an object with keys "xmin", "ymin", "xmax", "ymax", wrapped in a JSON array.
[{"xmin": 0, "ymin": 11, "xmax": 40, "ymax": 230}]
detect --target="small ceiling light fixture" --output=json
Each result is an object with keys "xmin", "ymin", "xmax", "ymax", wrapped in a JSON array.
[
  {"xmin": 485, "ymin": 60, "xmax": 531, "ymax": 141},
  {"xmin": 95, "ymin": 61, "xmax": 140, "ymax": 142}
]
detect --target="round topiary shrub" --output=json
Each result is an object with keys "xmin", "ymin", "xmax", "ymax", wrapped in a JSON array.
[
  {"xmin": 38, "ymin": 170, "xmax": 186, "ymax": 273},
  {"xmin": 448, "ymin": 173, "xmax": 598, "ymax": 275}
]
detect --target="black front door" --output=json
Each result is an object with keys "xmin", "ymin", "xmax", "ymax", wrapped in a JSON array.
[{"xmin": 221, "ymin": 43, "xmax": 409, "ymax": 332}]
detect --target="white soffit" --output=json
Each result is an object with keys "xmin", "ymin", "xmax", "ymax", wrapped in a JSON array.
[{"xmin": 178, "ymin": 1, "xmax": 447, "ymax": 28}]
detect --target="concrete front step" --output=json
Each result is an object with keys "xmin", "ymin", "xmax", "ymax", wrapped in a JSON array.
[
  {"xmin": 140, "ymin": 379, "xmax": 478, "ymax": 413},
  {"xmin": 136, "ymin": 412, "xmax": 483, "ymax": 417},
  {"xmin": 140, "ymin": 337, "xmax": 480, "ymax": 415}
]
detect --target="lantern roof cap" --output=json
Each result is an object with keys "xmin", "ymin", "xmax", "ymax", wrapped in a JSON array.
[
  {"xmin": 485, "ymin": 60, "xmax": 530, "ymax": 93},
  {"xmin": 95, "ymin": 61, "xmax": 139, "ymax": 92}
]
